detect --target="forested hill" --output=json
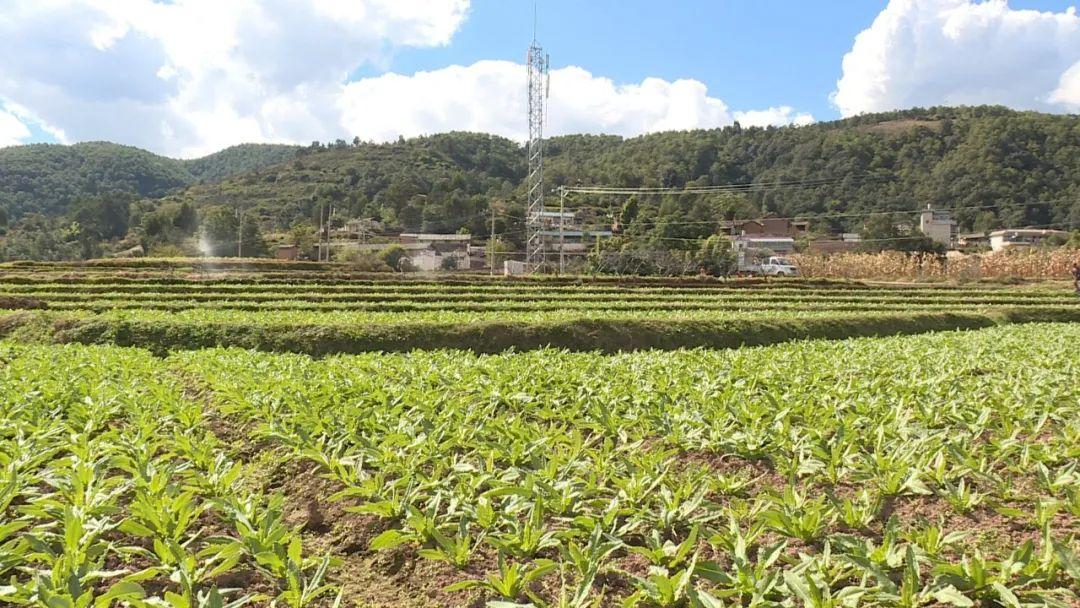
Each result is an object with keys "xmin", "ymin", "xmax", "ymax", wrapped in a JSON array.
[
  {"xmin": 182, "ymin": 143, "xmax": 304, "ymax": 184},
  {"xmin": 0, "ymin": 141, "xmax": 300, "ymax": 218},
  {"xmin": 554, "ymin": 105, "xmax": 1080, "ymax": 233},
  {"xmin": 162, "ymin": 106, "xmax": 1080, "ymax": 240},
  {"xmin": 2, "ymin": 106, "xmax": 1080, "ymax": 242}
]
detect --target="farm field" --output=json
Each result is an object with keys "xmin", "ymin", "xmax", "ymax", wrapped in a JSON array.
[
  {"xmin": 0, "ymin": 324, "xmax": 1078, "ymax": 607},
  {"xmin": 0, "ymin": 260, "xmax": 1078, "ymax": 607},
  {"xmin": 1, "ymin": 260, "xmax": 1080, "ymax": 354}
]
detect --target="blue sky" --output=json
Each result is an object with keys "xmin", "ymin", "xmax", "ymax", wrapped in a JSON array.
[
  {"xmin": 2, "ymin": 0, "xmax": 1080, "ymax": 157},
  {"xmin": 374, "ymin": 0, "xmax": 1077, "ymax": 121}
]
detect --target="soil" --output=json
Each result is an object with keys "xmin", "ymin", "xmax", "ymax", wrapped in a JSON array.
[{"xmin": 173, "ymin": 368, "xmax": 1080, "ymax": 607}]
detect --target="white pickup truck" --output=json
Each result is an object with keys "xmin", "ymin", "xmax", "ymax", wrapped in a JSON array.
[{"xmin": 736, "ymin": 254, "xmax": 799, "ymax": 276}]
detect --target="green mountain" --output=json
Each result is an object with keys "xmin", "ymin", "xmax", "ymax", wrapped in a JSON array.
[
  {"xmin": 163, "ymin": 106, "xmax": 1080, "ymax": 244},
  {"xmin": 182, "ymin": 143, "xmax": 303, "ymax": 183},
  {"xmin": 0, "ymin": 141, "xmax": 300, "ymax": 219},
  {"xmin": 2, "ymin": 105, "xmax": 1079, "ymax": 260}
]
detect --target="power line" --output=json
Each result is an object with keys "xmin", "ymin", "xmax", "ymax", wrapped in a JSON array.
[
  {"xmin": 541, "ymin": 199, "xmax": 1065, "ymax": 228},
  {"xmin": 560, "ymin": 174, "xmax": 894, "ymax": 195}
]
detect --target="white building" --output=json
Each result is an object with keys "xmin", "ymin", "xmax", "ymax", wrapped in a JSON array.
[
  {"xmin": 988, "ymin": 229, "xmax": 1069, "ymax": 252},
  {"xmin": 732, "ymin": 235, "xmax": 796, "ymax": 254},
  {"xmin": 531, "ymin": 210, "xmax": 613, "ymax": 256},
  {"xmin": 919, "ymin": 205, "xmax": 956, "ymax": 247},
  {"xmin": 398, "ymin": 233, "xmax": 473, "ymax": 271}
]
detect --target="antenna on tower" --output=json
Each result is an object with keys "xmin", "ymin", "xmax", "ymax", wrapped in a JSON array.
[{"xmin": 524, "ymin": 3, "xmax": 550, "ymax": 273}]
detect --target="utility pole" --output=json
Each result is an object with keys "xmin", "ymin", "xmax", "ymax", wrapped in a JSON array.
[
  {"xmin": 317, "ymin": 202, "xmax": 324, "ymax": 262},
  {"xmin": 322, "ymin": 204, "xmax": 333, "ymax": 262},
  {"xmin": 558, "ymin": 187, "xmax": 566, "ymax": 274},
  {"xmin": 489, "ymin": 204, "xmax": 496, "ymax": 276},
  {"xmin": 236, "ymin": 205, "xmax": 243, "ymax": 258}
]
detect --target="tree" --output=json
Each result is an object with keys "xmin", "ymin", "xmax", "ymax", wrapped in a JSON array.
[
  {"xmin": 198, "ymin": 206, "xmax": 239, "ymax": 256},
  {"xmin": 69, "ymin": 193, "xmax": 133, "ymax": 241},
  {"xmin": 12, "ymin": 106, "xmax": 1080, "ymax": 264},
  {"xmin": 618, "ymin": 197, "xmax": 639, "ymax": 229},
  {"xmin": 175, "ymin": 202, "xmax": 198, "ymax": 234},
  {"xmin": 288, "ymin": 223, "xmax": 316, "ymax": 258},
  {"xmin": 380, "ymin": 245, "xmax": 410, "ymax": 271},
  {"xmin": 697, "ymin": 235, "xmax": 736, "ymax": 276},
  {"xmin": 859, "ymin": 215, "xmax": 943, "ymax": 254},
  {"xmin": 486, "ymin": 237, "xmax": 513, "ymax": 269},
  {"xmin": 237, "ymin": 215, "xmax": 268, "ymax": 257}
]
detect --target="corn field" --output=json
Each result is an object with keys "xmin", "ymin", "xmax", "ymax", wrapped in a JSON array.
[{"xmin": 792, "ymin": 250, "xmax": 1080, "ymax": 280}]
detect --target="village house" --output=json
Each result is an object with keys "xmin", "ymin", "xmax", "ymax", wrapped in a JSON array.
[
  {"xmin": 398, "ymin": 233, "xmax": 473, "ymax": 270},
  {"xmin": 919, "ymin": 204, "xmax": 957, "ymax": 247},
  {"xmin": 988, "ymin": 229, "xmax": 1069, "ymax": 252}
]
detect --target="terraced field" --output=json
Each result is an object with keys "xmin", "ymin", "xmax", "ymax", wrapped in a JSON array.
[
  {"xmin": 0, "ymin": 260, "xmax": 1077, "ymax": 607},
  {"xmin": 1, "ymin": 260, "xmax": 1079, "ymax": 354}
]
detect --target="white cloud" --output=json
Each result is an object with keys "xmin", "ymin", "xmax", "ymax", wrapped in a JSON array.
[
  {"xmin": 734, "ymin": 107, "xmax": 816, "ymax": 128},
  {"xmin": 0, "ymin": 107, "xmax": 31, "ymax": 147},
  {"xmin": 834, "ymin": 0, "xmax": 1080, "ymax": 116},
  {"xmin": 0, "ymin": 0, "xmax": 469, "ymax": 157},
  {"xmin": 1049, "ymin": 59, "xmax": 1080, "ymax": 109},
  {"xmin": 339, "ymin": 61, "xmax": 814, "ymax": 142},
  {"xmin": 0, "ymin": 0, "xmax": 812, "ymax": 157}
]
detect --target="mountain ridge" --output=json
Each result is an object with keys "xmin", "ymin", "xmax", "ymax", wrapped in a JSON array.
[{"xmin": 2, "ymin": 106, "xmax": 1079, "ymax": 251}]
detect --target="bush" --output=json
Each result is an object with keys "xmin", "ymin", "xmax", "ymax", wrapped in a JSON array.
[
  {"xmin": 697, "ymin": 235, "xmax": 737, "ymax": 277},
  {"xmin": 380, "ymin": 246, "xmax": 414, "ymax": 272},
  {"xmin": 146, "ymin": 244, "xmax": 193, "ymax": 258},
  {"xmin": 25, "ymin": 309, "xmax": 1080, "ymax": 356},
  {"xmin": 336, "ymin": 248, "xmax": 390, "ymax": 272}
]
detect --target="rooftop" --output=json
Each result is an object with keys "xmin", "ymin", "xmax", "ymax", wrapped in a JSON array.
[
  {"xmin": 989, "ymin": 228, "xmax": 1068, "ymax": 237},
  {"xmin": 399, "ymin": 233, "xmax": 472, "ymax": 241}
]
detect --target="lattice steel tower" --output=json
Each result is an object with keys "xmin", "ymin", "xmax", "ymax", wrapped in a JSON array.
[{"xmin": 525, "ymin": 37, "xmax": 550, "ymax": 271}]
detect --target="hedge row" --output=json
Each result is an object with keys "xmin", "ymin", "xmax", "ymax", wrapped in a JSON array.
[
  {"xmin": 4, "ymin": 309, "xmax": 1079, "ymax": 356},
  {"xmin": 8, "ymin": 289, "xmax": 1073, "ymax": 304},
  {"xmin": 38, "ymin": 301, "xmax": 1080, "ymax": 316},
  {"xmin": 0, "ymin": 271, "xmax": 865, "ymax": 289}
]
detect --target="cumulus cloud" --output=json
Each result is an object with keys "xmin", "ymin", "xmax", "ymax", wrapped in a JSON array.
[
  {"xmin": 0, "ymin": 0, "xmax": 469, "ymax": 157},
  {"xmin": 734, "ymin": 107, "xmax": 815, "ymax": 128},
  {"xmin": 834, "ymin": 0, "xmax": 1080, "ymax": 116},
  {"xmin": 1049, "ymin": 60, "xmax": 1080, "ymax": 109},
  {"xmin": 339, "ymin": 61, "xmax": 814, "ymax": 142},
  {"xmin": 0, "ymin": 0, "xmax": 812, "ymax": 156},
  {"xmin": 0, "ymin": 107, "xmax": 31, "ymax": 148}
]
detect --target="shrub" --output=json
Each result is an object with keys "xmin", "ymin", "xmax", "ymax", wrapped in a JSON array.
[
  {"xmin": 380, "ymin": 246, "xmax": 411, "ymax": 272},
  {"xmin": 336, "ymin": 249, "xmax": 390, "ymax": 272}
]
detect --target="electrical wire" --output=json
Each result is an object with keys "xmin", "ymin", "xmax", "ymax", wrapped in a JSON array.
[
  {"xmin": 537, "ymin": 199, "xmax": 1066, "ymax": 228},
  {"xmin": 558, "ymin": 174, "xmax": 894, "ymax": 195}
]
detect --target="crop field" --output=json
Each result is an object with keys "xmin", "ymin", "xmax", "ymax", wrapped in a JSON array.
[
  {"xmin": 0, "ymin": 261, "xmax": 1078, "ymax": 607},
  {"xmin": 1, "ymin": 324, "xmax": 1078, "ymax": 607},
  {"xmin": 1, "ymin": 260, "xmax": 1080, "ymax": 354}
]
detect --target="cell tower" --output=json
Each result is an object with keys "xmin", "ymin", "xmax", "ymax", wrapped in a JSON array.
[{"xmin": 525, "ymin": 33, "xmax": 550, "ymax": 271}]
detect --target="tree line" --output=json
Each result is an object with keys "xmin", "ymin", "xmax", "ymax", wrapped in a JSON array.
[{"xmin": 2, "ymin": 106, "xmax": 1080, "ymax": 262}]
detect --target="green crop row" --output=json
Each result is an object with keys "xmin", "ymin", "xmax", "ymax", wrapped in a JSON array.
[
  {"xmin": 1, "ymin": 321, "xmax": 1077, "ymax": 606},
  {"xmin": 0, "ymin": 280, "xmax": 1064, "ymax": 296},
  {"xmin": 8, "ymin": 289, "xmax": 1076, "ymax": 306},
  {"xmin": 31, "ymin": 299, "xmax": 1080, "ymax": 317},
  {"xmin": 0, "ymin": 341, "xmax": 339, "ymax": 607},
  {"xmin": 167, "ymin": 323, "xmax": 1078, "ymax": 606},
  {"xmin": 0, "ymin": 280, "xmax": 1067, "ymax": 299},
  {"xmin": 2, "ymin": 308, "xmax": 1077, "ymax": 355}
]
